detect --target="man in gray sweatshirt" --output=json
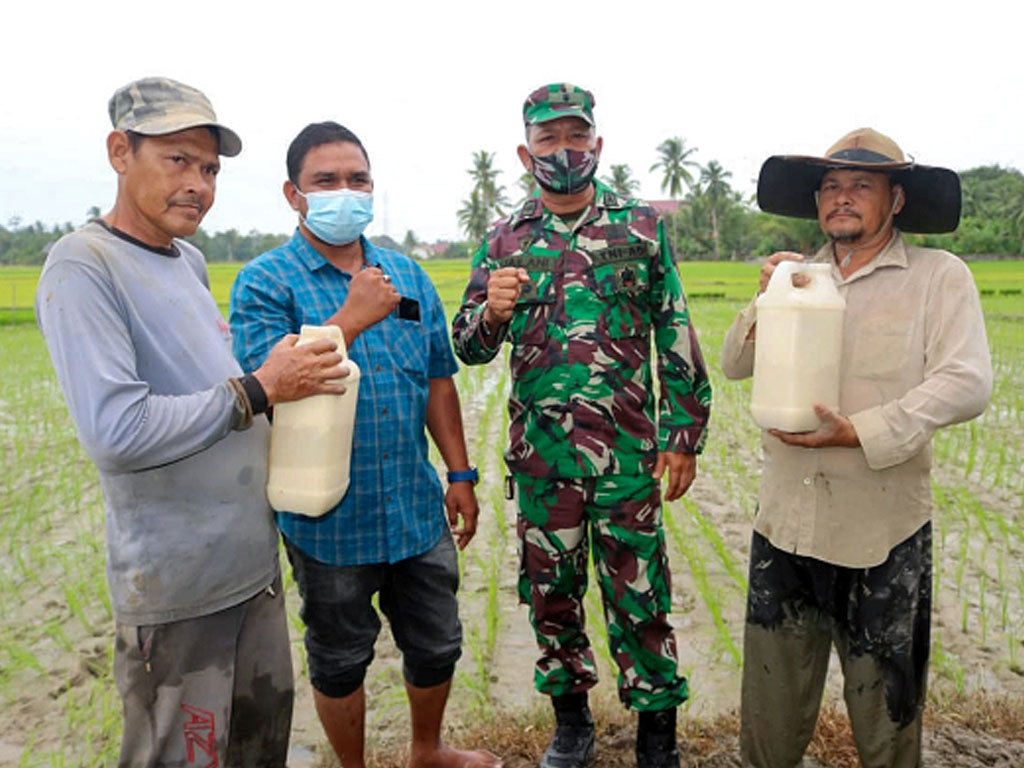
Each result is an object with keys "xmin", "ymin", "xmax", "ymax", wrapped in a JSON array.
[{"xmin": 35, "ymin": 77, "xmax": 347, "ymax": 768}]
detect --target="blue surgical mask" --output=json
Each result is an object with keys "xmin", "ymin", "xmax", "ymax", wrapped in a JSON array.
[{"xmin": 297, "ymin": 188, "xmax": 374, "ymax": 246}]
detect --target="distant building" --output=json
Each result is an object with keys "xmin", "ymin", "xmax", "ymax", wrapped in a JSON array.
[
  {"xmin": 648, "ymin": 200, "xmax": 684, "ymax": 216},
  {"xmin": 409, "ymin": 241, "xmax": 452, "ymax": 260}
]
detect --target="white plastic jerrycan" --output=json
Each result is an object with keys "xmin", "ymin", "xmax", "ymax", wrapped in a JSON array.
[
  {"xmin": 267, "ymin": 324, "xmax": 361, "ymax": 517},
  {"xmin": 751, "ymin": 261, "xmax": 845, "ymax": 432}
]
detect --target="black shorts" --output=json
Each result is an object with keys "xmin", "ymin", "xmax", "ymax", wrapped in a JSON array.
[{"xmin": 284, "ymin": 531, "xmax": 462, "ymax": 697}]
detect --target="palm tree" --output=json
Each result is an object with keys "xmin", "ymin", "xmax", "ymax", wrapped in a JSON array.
[
  {"xmin": 602, "ymin": 164, "xmax": 640, "ymax": 198},
  {"xmin": 650, "ymin": 137, "xmax": 699, "ymax": 199},
  {"xmin": 458, "ymin": 190, "xmax": 490, "ymax": 242},
  {"xmin": 699, "ymin": 160, "xmax": 733, "ymax": 260},
  {"xmin": 517, "ymin": 172, "xmax": 538, "ymax": 200},
  {"xmin": 651, "ymin": 138, "xmax": 699, "ymax": 248},
  {"xmin": 468, "ymin": 150, "xmax": 510, "ymax": 218}
]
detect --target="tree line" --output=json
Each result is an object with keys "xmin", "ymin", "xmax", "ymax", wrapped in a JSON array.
[
  {"xmin": 0, "ymin": 205, "xmax": 291, "ymax": 266},
  {"xmin": 2, "ymin": 162, "xmax": 1023, "ymax": 266},
  {"xmin": 457, "ymin": 141, "xmax": 1024, "ymax": 261}
]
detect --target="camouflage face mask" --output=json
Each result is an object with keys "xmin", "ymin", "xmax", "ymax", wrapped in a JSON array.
[{"xmin": 529, "ymin": 148, "xmax": 599, "ymax": 195}]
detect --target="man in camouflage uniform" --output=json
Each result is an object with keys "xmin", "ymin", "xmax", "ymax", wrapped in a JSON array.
[{"xmin": 452, "ymin": 83, "xmax": 712, "ymax": 768}]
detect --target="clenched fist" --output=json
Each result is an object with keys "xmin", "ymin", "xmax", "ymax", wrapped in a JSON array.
[
  {"xmin": 332, "ymin": 267, "xmax": 401, "ymax": 344},
  {"xmin": 483, "ymin": 267, "xmax": 530, "ymax": 327}
]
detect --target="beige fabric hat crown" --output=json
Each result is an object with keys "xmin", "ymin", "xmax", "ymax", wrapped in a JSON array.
[
  {"xmin": 108, "ymin": 77, "xmax": 242, "ymax": 157},
  {"xmin": 823, "ymin": 127, "xmax": 908, "ymax": 166},
  {"xmin": 757, "ymin": 127, "xmax": 961, "ymax": 233}
]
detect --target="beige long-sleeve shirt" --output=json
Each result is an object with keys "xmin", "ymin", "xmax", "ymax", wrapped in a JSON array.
[{"xmin": 721, "ymin": 232, "xmax": 992, "ymax": 567}]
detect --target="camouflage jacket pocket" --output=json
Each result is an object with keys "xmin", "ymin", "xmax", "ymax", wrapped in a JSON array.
[
  {"xmin": 509, "ymin": 265, "xmax": 558, "ymax": 346},
  {"xmin": 587, "ymin": 257, "xmax": 652, "ymax": 339}
]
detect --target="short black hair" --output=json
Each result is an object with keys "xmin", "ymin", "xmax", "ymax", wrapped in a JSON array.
[
  {"xmin": 286, "ymin": 122, "xmax": 370, "ymax": 184},
  {"xmin": 126, "ymin": 130, "xmax": 145, "ymax": 153}
]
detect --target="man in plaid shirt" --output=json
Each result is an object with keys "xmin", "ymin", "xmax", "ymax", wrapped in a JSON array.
[{"xmin": 231, "ymin": 121, "xmax": 500, "ymax": 768}]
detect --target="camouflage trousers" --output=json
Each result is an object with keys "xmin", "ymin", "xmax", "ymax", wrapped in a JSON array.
[
  {"xmin": 741, "ymin": 525, "xmax": 932, "ymax": 768},
  {"xmin": 514, "ymin": 473, "xmax": 688, "ymax": 711}
]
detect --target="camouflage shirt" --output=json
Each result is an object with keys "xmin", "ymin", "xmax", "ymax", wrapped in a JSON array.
[{"xmin": 452, "ymin": 181, "xmax": 711, "ymax": 478}]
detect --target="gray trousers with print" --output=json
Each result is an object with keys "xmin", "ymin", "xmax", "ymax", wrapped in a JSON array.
[{"xmin": 113, "ymin": 574, "xmax": 293, "ymax": 768}]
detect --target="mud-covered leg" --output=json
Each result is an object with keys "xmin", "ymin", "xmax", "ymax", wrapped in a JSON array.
[
  {"xmin": 740, "ymin": 532, "xmax": 832, "ymax": 768},
  {"xmin": 225, "ymin": 574, "xmax": 294, "ymax": 767},
  {"xmin": 835, "ymin": 524, "xmax": 931, "ymax": 768}
]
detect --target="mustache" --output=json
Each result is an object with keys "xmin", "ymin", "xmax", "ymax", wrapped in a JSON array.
[
  {"xmin": 169, "ymin": 196, "xmax": 206, "ymax": 213},
  {"xmin": 826, "ymin": 208, "xmax": 860, "ymax": 221}
]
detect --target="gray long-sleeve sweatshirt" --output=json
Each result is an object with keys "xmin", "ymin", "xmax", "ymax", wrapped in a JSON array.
[{"xmin": 35, "ymin": 222, "xmax": 277, "ymax": 625}]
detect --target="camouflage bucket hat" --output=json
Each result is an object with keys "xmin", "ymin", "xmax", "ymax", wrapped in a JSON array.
[
  {"xmin": 523, "ymin": 83, "xmax": 595, "ymax": 127},
  {"xmin": 108, "ymin": 76, "xmax": 242, "ymax": 157},
  {"xmin": 757, "ymin": 127, "xmax": 961, "ymax": 234}
]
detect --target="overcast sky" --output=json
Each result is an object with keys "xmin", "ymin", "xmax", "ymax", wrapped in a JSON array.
[{"xmin": 2, "ymin": 1, "xmax": 1021, "ymax": 244}]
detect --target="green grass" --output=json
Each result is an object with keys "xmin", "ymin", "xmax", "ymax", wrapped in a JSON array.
[
  {"xmin": 1, "ymin": 256, "xmax": 1022, "ymax": 761},
  {"xmin": 5, "ymin": 259, "xmax": 1019, "ymax": 324}
]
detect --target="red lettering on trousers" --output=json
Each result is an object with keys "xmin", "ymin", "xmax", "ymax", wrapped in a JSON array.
[{"xmin": 181, "ymin": 703, "xmax": 218, "ymax": 767}]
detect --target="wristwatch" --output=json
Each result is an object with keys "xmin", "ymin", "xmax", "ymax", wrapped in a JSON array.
[{"xmin": 447, "ymin": 467, "xmax": 479, "ymax": 485}]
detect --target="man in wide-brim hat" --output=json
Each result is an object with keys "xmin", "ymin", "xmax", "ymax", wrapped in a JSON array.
[
  {"xmin": 756, "ymin": 126, "xmax": 962, "ymax": 235},
  {"xmin": 721, "ymin": 128, "xmax": 993, "ymax": 768}
]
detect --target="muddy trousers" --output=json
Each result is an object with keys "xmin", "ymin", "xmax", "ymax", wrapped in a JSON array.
[
  {"xmin": 740, "ymin": 525, "xmax": 932, "ymax": 768},
  {"xmin": 515, "ymin": 473, "xmax": 688, "ymax": 711},
  {"xmin": 113, "ymin": 574, "xmax": 293, "ymax": 768}
]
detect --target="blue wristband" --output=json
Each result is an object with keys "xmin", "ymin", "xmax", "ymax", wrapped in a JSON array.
[{"xmin": 447, "ymin": 467, "xmax": 479, "ymax": 485}]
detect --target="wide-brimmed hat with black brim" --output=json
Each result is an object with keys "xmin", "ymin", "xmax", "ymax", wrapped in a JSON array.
[{"xmin": 756, "ymin": 127, "xmax": 961, "ymax": 234}]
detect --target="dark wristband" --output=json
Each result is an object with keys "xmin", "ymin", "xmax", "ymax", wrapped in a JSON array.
[
  {"xmin": 447, "ymin": 467, "xmax": 479, "ymax": 485},
  {"xmin": 239, "ymin": 374, "xmax": 269, "ymax": 415}
]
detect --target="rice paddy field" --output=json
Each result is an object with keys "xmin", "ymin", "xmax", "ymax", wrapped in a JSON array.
[{"xmin": 1, "ymin": 258, "xmax": 1022, "ymax": 766}]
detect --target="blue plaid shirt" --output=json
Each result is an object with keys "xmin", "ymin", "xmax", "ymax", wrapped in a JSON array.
[{"xmin": 229, "ymin": 232, "xmax": 458, "ymax": 566}]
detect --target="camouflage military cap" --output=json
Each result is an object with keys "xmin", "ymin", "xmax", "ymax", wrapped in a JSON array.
[
  {"xmin": 522, "ymin": 83, "xmax": 595, "ymax": 127},
  {"xmin": 107, "ymin": 77, "xmax": 242, "ymax": 157}
]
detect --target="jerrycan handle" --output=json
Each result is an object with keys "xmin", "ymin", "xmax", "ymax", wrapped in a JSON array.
[
  {"xmin": 765, "ymin": 260, "xmax": 836, "ymax": 298},
  {"xmin": 298, "ymin": 324, "xmax": 348, "ymax": 359},
  {"xmin": 764, "ymin": 259, "xmax": 804, "ymax": 297}
]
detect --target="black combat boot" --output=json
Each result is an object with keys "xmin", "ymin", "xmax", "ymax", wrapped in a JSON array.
[
  {"xmin": 539, "ymin": 693, "xmax": 596, "ymax": 768},
  {"xmin": 636, "ymin": 708, "xmax": 679, "ymax": 768}
]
